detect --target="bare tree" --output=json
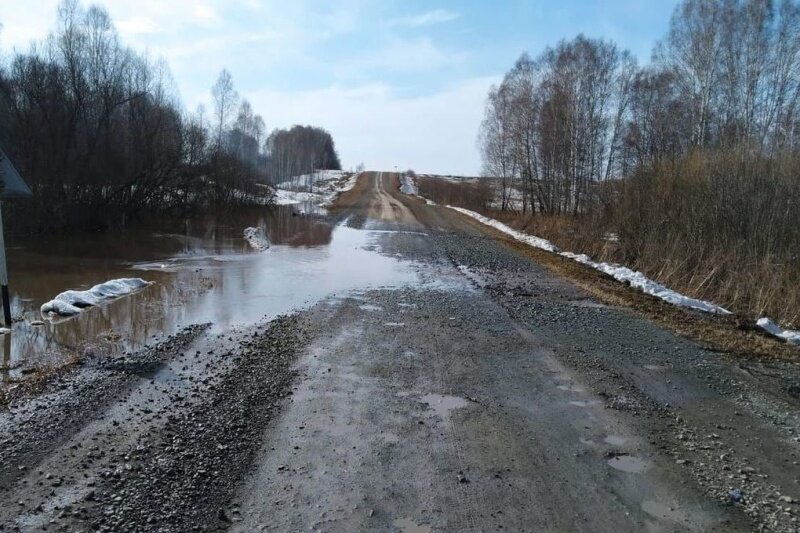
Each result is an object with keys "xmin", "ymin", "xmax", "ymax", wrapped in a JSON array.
[
  {"xmin": 0, "ymin": 1, "xmax": 341, "ymax": 232},
  {"xmin": 211, "ymin": 69, "xmax": 238, "ymax": 151}
]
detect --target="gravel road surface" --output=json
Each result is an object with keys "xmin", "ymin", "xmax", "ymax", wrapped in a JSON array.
[{"xmin": 1, "ymin": 172, "xmax": 798, "ymax": 532}]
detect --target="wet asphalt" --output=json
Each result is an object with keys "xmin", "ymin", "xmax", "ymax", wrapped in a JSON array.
[{"xmin": 0, "ymin": 172, "xmax": 798, "ymax": 532}]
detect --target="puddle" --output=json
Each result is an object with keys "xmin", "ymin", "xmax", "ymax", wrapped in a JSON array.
[
  {"xmin": 641, "ymin": 500, "xmax": 689, "ymax": 523},
  {"xmin": 358, "ymin": 304, "xmax": 383, "ymax": 312},
  {"xmin": 569, "ymin": 400, "xmax": 601, "ymax": 407},
  {"xmin": 420, "ymin": 393, "xmax": 470, "ymax": 419},
  {"xmin": 557, "ymin": 383, "xmax": 585, "ymax": 392},
  {"xmin": 1, "ymin": 205, "xmax": 430, "ymax": 383},
  {"xmin": 604, "ymin": 435, "xmax": 628, "ymax": 446},
  {"xmin": 384, "ymin": 322, "xmax": 405, "ymax": 327},
  {"xmin": 393, "ymin": 518, "xmax": 432, "ymax": 533},
  {"xmin": 607, "ymin": 455, "xmax": 650, "ymax": 473},
  {"xmin": 644, "ymin": 364, "xmax": 667, "ymax": 371}
]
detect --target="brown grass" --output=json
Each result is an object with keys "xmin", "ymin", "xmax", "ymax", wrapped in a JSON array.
[
  {"xmin": 417, "ymin": 177, "xmax": 493, "ymax": 212},
  {"xmin": 439, "ymin": 148, "xmax": 800, "ymax": 332},
  {"xmin": 430, "ymin": 169, "xmax": 800, "ymax": 360},
  {"xmin": 459, "ymin": 215, "xmax": 799, "ymax": 361}
]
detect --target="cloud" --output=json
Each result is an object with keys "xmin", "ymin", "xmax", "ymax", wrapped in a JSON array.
[
  {"xmin": 335, "ymin": 37, "xmax": 464, "ymax": 79},
  {"xmin": 116, "ymin": 16, "xmax": 158, "ymax": 36},
  {"xmin": 0, "ymin": 0, "xmax": 59, "ymax": 50},
  {"xmin": 0, "ymin": 0, "xmax": 489, "ymax": 175},
  {"xmin": 393, "ymin": 9, "xmax": 460, "ymax": 28},
  {"xmin": 246, "ymin": 77, "xmax": 497, "ymax": 175},
  {"xmin": 192, "ymin": 4, "xmax": 219, "ymax": 25}
]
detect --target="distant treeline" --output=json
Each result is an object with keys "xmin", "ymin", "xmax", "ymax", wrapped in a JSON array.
[
  {"xmin": 477, "ymin": 0, "xmax": 800, "ymax": 325},
  {"xmin": 0, "ymin": 0, "xmax": 340, "ymax": 234},
  {"xmin": 480, "ymin": 0, "xmax": 800, "ymax": 214}
]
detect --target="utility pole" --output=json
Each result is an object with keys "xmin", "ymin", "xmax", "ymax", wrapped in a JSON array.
[{"xmin": 0, "ymin": 201, "xmax": 9, "ymax": 326}]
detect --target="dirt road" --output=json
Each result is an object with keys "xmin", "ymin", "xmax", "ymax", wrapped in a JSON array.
[{"xmin": 1, "ymin": 172, "xmax": 798, "ymax": 532}]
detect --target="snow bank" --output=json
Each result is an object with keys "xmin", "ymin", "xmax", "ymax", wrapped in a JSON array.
[
  {"xmin": 755, "ymin": 318, "xmax": 800, "ymax": 346},
  {"xmin": 559, "ymin": 251, "xmax": 730, "ymax": 314},
  {"xmin": 447, "ymin": 206, "xmax": 730, "ymax": 315},
  {"xmin": 41, "ymin": 278, "xmax": 152, "ymax": 317},
  {"xmin": 448, "ymin": 207, "xmax": 559, "ymax": 253},
  {"xmin": 319, "ymin": 172, "xmax": 360, "ymax": 208},
  {"xmin": 400, "ymin": 174, "xmax": 419, "ymax": 196},
  {"xmin": 243, "ymin": 227, "xmax": 270, "ymax": 251},
  {"xmin": 274, "ymin": 171, "xmax": 359, "ymax": 207},
  {"xmin": 446, "ymin": 205, "xmax": 800, "ymax": 344},
  {"xmin": 273, "ymin": 189, "xmax": 319, "ymax": 205},
  {"xmin": 276, "ymin": 170, "xmax": 345, "ymax": 191}
]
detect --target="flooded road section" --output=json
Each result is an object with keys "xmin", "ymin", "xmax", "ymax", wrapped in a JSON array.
[{"xmin": 2, "ymin": 204, "xmax": 421, "ymax": 382}]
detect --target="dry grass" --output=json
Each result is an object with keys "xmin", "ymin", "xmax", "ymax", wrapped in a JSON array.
[
  {"xmin": 441, "ymin": 148, "xmax": 800, "ymax": 330},
  {"xmin": 461, "ymin": 217, "xmax": 799, "ymax": 361},
  {"xmin": 597, "ymin": 150, "xmax": 800, "ymax": 329},
  {"xmin": 431, "ymin": 167, "xmax": 800, "ymax": 359},
  {"xmin": 417, "ymin": 177, "xmax": 493, "ymax": 212}
]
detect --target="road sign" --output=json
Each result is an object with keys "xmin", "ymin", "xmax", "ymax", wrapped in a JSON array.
[{"xmin": 0, "ymin": 148, "xmax": 33, "ymax": 198}]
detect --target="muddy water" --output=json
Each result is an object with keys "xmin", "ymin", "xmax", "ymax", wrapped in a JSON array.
[{"xmin": 1, "ymin": 204, "xmax": 420, "ymax": 383}]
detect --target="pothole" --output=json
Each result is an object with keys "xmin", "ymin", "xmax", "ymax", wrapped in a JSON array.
[
  {"xmin": 420, "ymin": 393, "xmax": 470, "ymax": 419},
  {"xmin": 607, "ymin": 455, "xmax": 650, "ymax": 473}
]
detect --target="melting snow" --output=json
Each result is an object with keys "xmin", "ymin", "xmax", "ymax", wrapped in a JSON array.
[
  {"xmin": 446, "ymin": 206, "xmax": 729, "ymax": 315},
  {"xmin": 274, "ymin": 171, "xmax": 359, "ymax": 207},
  {"xmin": 559, "ymin": 251, "xmax": 729, "ymax": 314},
  {"xmin": 400, "ymin": 174, "xmax": 419, "ymax": 196},
  {"xmin": 446, "ymin": 205, "xmax": 800, "ymax": 344},
  {"xmin": 755, "ymin": 318, "xmax": 800, "ymax": 346},
  {"xmin": 243, "ymin": 227, "xmax": 270, "ymax": 251},
  {"xmin": 41, "ymin": 278, "xmax": 152, "ymax": 317},
  {"xmin": 447, "ymin": 207, "xmax": 558, "ymax": 253}
]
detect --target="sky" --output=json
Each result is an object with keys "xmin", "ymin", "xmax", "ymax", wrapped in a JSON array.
[{"xmin": 0, "ymin": 0, "xmax": 680, "ymax": 175}]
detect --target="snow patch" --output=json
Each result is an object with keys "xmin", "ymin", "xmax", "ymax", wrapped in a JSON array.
[
  {"xmin": 243, "ymin": 227, "xmax": 270, "ymax": 251},
  {"xmin": 400, "ymin": 174, "xmax": 419, "ymax": 196},
  {"xmin": 273, "ymin": 189, "xmax": 320, "ymax": 205},
  {"xmin": 274, "ymin": 170, "xmax": 359, "ymax": 208},
  {"xmin": 756, "ymin": 318, "xmax": 800, "ymax": 346},
  {"xmin": 447, "ymin": 207, "xmax": 559, "ymax": 252},
  {"xmin": 446, "ymin": 206, "xmax": 730, "ymax": 315},
  {"xmin": 276, "ymin": 170, "xmax": 345, "ymax": 190},
  {"xmin": 41, "ymin": 278, "xmax": 152, "ymax": 317},
  {"xmin": 559, "ymin": 251, "xmax": 729, "ymax": 314}
]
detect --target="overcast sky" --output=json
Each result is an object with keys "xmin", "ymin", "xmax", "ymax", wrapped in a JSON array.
[{"xmin": 0, "ymin": 0, "xmax": 679, "ymax": 175}]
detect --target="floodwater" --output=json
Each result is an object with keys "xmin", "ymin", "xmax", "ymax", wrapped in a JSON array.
[{"xmin": 1, "ymin": 204, "xmax": 421, "ymax": 383}]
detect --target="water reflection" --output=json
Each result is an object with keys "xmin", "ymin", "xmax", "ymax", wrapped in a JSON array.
[{"xmin": 1, "ymin": 204, "xmax": 419, "ymax": 383}]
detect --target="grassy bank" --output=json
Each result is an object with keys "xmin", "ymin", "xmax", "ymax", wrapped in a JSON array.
[{"xmin": 420, "ymin": 152, "xmax": 800, "ymax": 329}]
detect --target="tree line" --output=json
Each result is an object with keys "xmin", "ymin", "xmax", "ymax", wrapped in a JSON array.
[
  {"xmin": 480, "ymin": 0, "xmax": 800, "ymax": 215},
  {"xmin": 478, "ymin": 0, "xmax": 800, "ymax": 325},
  {"xmin": 0, "ymin": 0, "xmax": 340, "ymax": 234}
]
